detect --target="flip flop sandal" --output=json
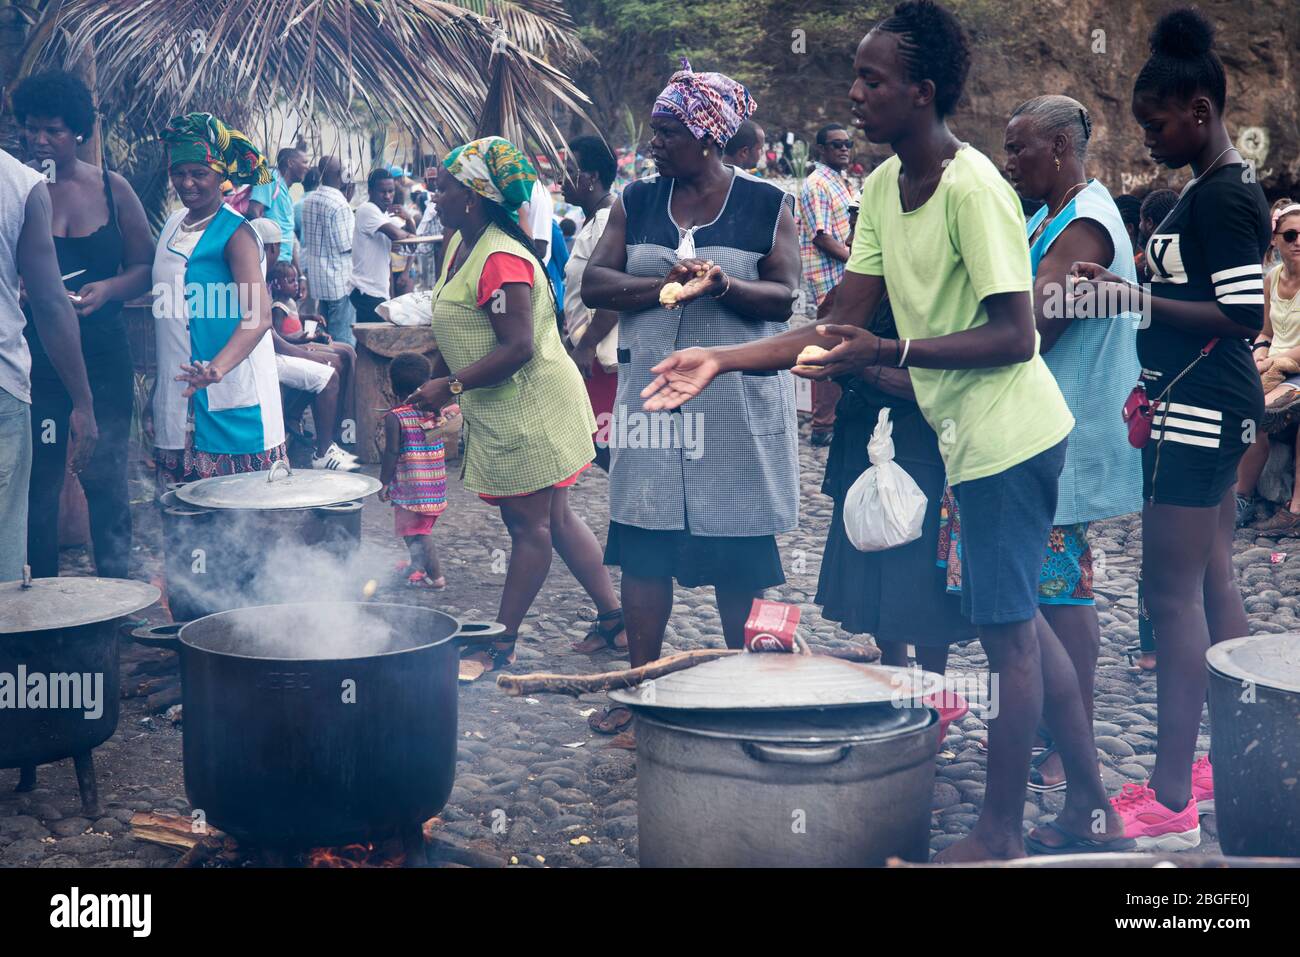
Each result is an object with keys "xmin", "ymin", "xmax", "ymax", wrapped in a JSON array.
[
  {"xmin": 573, "ymin": 608, "xmax": 627, "ymax": 653},
  {"xmin": 1024, "ymin": 820, "xmax": 1137, "ymax": 856},
  {"xmin": 458, "ymin": 659, "xmax": 488, "ymax": 683},
  {"xmin": 1254, "ymin": 508, "xmax": 1300, "ymax": 535},
  {"xmin": 606, "ymin": 729, "xmax": 637, "ymax": 750},
  {"xmin": 588, "ymin": 704, "xmax": 633, "ymax": 735},
  {"xmin": 461, "ymin": 637, "xmax": 518, "ymax": 675},
  {"xmin": 1027, "ymin": 746, "xmax": 1067, "ymax": 793},
  {"xmin": 406, "ymin": 571, "xmax": 447, "ymax": 589}
]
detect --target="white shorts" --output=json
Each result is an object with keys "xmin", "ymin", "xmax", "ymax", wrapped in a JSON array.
[{"xmin": 275, "ymin": 354, "xmax": 335, "ymax": 394}]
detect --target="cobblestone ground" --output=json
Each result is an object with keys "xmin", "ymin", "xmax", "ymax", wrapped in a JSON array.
[{"xmin": 9, "ymin": 421, "xmax": 1282, "ymax": 867}]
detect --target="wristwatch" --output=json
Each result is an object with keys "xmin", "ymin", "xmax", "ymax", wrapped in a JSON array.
[{"xmin": 448, "ymin": 376, "xmax": 464, "ymax": 395}]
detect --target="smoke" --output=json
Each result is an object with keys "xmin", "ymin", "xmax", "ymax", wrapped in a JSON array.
[{"xmin": 164, "ymin": 504, "xmax": 412, "ymax": 659}]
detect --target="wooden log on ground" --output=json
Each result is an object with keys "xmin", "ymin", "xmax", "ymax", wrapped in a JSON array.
[
  {"xmin": 497, "ymin": 643, "xmax": 881, "ymax": 697},
  {"xmin": 130, "ymin": 811, "xmax": 221, "ymax": 851},
  {"xmin": 146, "ymin": 684, "xmax": 183, "ymax": 712}
]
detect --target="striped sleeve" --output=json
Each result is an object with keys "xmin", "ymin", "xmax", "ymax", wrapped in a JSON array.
[{"xmin": 1198, "ymin": 181, "xmax": 1268, "ymax": 331}]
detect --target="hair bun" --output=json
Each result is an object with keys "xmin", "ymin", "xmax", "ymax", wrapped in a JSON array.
[{"xmin": 1150, "ymin": 7, "xmax": 1215, "ymax": 58}]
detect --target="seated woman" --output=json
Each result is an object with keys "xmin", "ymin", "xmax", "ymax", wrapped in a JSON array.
[
  {"xmin": 1236, "ymin": 202, "xmax": 1300, "ymax": 529},
  {"xmin": 268, "ymin": 259, "xmax": 358, "ymax": 470}
]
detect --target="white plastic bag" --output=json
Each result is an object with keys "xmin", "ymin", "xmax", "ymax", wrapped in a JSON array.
[
  {"xmin": 842, "ymin": 407, "xmax": 927, "ymax": 552},
  {"xmin": 376, "ymin": 290, "xmax": 434, "ymax": 327}
]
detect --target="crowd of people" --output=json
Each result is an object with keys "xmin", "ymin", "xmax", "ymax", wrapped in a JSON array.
[{"xmin": 0, "ymin": 0, "xmax": 1290, "ymax": 862}]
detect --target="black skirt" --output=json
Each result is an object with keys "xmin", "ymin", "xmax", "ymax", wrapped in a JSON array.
[
  {"xmin": 604, "ymin": 521, "xmax": 785, "ymax": 590},
  {"xmin": 815, "ymin": 380, "xmax": 976, "ymax": 646}
]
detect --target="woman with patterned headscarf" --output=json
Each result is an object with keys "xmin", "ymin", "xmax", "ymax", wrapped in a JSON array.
[
  {"xmin": 581, "ymin": 61, "xmax": 801, "ymax": 741},
  {"xmin": 150, "ymin": 112, "xmax": 285, "ymax": 487},
  {"xmin": 403, "ymin": 135, "xmax": 620, "ymax": 677}
]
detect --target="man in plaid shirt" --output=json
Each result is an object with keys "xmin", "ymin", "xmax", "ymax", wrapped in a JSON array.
[
  {"xmin": 799, "ymin": 124, "xmax": 854, "ymax": 445},
  {"xmin": 302, "ymin": 156, "xmax": 358, "ymax": 345}
]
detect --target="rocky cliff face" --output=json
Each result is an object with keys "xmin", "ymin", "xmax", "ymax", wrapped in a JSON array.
[
  {"xmin": 756, "ymin": 0, "xmax": 1299, "ymax": 197},
  {"xmin": 579, "ymin": 0, "xmax": 1300, "ymax": 197},
  {"xmin": 964, "ymin": 0, "xmax": 1296, "ymax": 196}
]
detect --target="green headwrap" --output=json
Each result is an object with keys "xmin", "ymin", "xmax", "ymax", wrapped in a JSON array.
[
  {"xmin": 443, "ymin": 136, "xmax": 537, "ymax": 214},
  {"xmin": 162, "ymin": 112, "xmax": 271, "ymax": 187}
]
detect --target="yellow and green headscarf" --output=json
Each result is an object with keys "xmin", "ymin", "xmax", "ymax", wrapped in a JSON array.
[
  {"xmin": 443, "ymin": 136, "xmax": 536, "ymax": 215},
  {"xmin": 162, "ymin": 112, "xmax": 271, "ymax": 187}
]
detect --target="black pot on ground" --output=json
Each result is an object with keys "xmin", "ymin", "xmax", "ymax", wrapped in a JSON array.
[
  {"xmin": 1, "ymin": 576, "xmax": 159, "ymax": 814},
  {"xmin": 146, "ymin": 602, "xmax": 501, "ymax": 851},
  {"xmin": 1207, "ymin": 634, "xmax": 1300, "ymax": 858}
]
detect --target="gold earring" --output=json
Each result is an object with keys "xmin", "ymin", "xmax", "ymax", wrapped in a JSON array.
[{"xmin": 1054, "ymin": 156, "xmax": 1061, "ymax": 171}]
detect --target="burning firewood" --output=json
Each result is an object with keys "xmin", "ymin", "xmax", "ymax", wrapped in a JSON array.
[
  {"xmin": 129, "ymin": 811, "xmax": 222, "ymax": 851},
  {"xmin": 497, "ymin": 643, "xmax": 880, "ymax": 697}
]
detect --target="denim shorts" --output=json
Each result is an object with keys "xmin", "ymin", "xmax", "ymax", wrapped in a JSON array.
[
  {"xmin": 0, "ymin": 386, "xmax": 32, "ymax": 582},
  {"xmin": 951, "ymin": 439, "xmax": 1067, "ymax": 626}
]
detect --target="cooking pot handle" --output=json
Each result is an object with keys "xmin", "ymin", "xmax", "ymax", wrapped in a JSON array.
[
  {"xmin": 126, "ymin": 622, "xmax": 185, "ymax": 650},
  {"xmin": 743, "ymin": 742, "xmax": 851, "ymax": 766},
  {"xmin": 454, "ymin": 621, "xmax": 507, "ymax": 644},
  {"xmin": 267, "ymin": 459, "xmax": 292, "ymax": 483}
]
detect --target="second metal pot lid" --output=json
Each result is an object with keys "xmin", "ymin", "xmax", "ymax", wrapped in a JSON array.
[
  {"xmin": 608, "ymin": 653, "xmax": 929, "ymax": 712},
  {"xmin": 632, "ymin": 700, "xmax": 933, "ymax": 742},
  {"xmin": 0, "ymin": 577, "xmax": 160, "ymax": 634},
  {"xmin": 1207, "ymin": 633, "xmax": 1300, "ymax": 694},
  {"xmin": 173, "ymin": 460, "xmax": 381, "ymax": 510}
]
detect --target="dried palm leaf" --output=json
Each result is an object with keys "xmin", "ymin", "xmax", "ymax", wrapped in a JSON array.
[{"xmin": 25, "ymin": 0, "xmax": 592, "ymax": 173}]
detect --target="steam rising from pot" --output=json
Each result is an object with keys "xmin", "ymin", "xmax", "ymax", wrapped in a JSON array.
[{"xmin": 167, "ymin": 506, "xmax": 406, "ymax": 658}]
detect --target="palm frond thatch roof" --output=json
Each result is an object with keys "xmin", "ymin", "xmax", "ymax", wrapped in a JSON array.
[{"xmin": 25, "ymin": 0, "xmax": 593, "ymax": 168}]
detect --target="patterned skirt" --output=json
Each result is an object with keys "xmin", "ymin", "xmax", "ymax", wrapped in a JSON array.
[{"xmin": 154, "ymin": 443, "xmax": 288, "ymax": 496}]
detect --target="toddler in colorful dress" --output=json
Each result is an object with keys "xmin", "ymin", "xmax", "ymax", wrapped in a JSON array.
[{"xmin": 379, "ymin": 352, "xmax": 448, "ymax": 587}]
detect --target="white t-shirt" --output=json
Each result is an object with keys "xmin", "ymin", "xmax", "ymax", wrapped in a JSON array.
[
  {"xmin": 351, "ymin": 201, "xmax": 402, "ymax": 299},
  {"xmin": 563, "ymin": 206, "xmax": 617, "ymax": 370},
  {"xmin": 0, "ymin": 149, "xmax": 44, "ymax": 404},
  {"xmin": 519, "ymin": 181, "xmax": 555, "ymax": 265}
]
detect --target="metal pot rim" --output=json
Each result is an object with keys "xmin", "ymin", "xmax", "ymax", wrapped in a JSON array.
[
  {"xmin": 631, "ymin": 703, "xmax": 936, "ymax": 744},
  {"xmin": 0, "ymin": 577, "xmax": 160, "ymax": 634},
  {"xmin": 177, "ymin": 601, "xmax": 465, "ymax": 663},
  {"xmin": 173, "ymin": 462, "xmax": 381, "ymax": 510},
  {"xmin": 1207, "ymin": 634, "xmax": 1300, "ymax": 695}
]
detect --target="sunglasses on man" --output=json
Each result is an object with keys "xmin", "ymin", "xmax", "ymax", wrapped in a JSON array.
[{"xmin": 824, "ymin": 140, "xmax": 853, "ymax": 150}]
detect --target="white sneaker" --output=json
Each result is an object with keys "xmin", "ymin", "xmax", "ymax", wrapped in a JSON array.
[
  {"xmin": 313, "ymin": 445, "xmax": 360, "ymax": 471},
  {"xmin": 325, "ymin": 442, "xmax": 360, "ymax": 463}
]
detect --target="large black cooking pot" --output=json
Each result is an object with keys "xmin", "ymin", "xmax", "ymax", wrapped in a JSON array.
[
  {"xmin": 1207, "ymin": 633, "xmax": 1300, "ymax": 857},
  {"xmin": 146, "ymin": 601, "xmax": 500, "ymax": 849},
  {"xmin": 1, "ymin": 575, "xmax": 159, "ymax": 814},
  {"xmin": 160, "ymin": 462, "xmax": 378, "ymax": 619}
]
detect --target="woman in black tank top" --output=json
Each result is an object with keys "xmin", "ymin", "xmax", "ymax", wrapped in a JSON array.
[{"xmin": 14, "ymin": 71, "xmax": 154, "ymax": 579}]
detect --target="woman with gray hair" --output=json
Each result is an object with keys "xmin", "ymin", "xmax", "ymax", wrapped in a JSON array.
[{"xmin": 998, "ymin": 94, "xmax": 1143, "ymax": 803}]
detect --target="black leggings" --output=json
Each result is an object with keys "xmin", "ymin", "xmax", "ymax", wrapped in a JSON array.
[{"xmin": 26, "ymin": 347, "xmax": 135, "ymax": 578}]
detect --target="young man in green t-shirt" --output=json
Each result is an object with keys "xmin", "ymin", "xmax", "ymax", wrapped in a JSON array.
[{"xmin": 639, "ymin": 0, "xmax": 1128, "ymax": 861}]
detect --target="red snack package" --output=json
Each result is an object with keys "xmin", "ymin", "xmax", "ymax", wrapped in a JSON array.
[{"xmin": 744, "ymin": 599, "xmax": 800, "ymax": 653}]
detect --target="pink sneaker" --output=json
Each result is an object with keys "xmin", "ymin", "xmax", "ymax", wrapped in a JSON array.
[
  {"xmin": 1191, "ymin": 755, "xmax": 1215, "ymax": 813},
  {"xmin": 1110, "ymin": 782, "xmax": 1201, "ymax": 851}
]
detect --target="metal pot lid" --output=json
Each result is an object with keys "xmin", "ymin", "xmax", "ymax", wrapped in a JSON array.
[
  {"xmin": 173, "ymin": 460, "xmax": 381, "ymax": 510},
  {"xmin": 608, "ymin": 654, "xmax": 927, "ymax": 712},
  {"xmin": 633, "ymin": 700, "xmax": 933, "ymax": 743},
  {"xmin": 1207, "ymin": 634, "xmax": 1300, "ymax": 694},
  {"xmin": 0, "ymin": 577, "xmax": 160, "ymax": 634}
]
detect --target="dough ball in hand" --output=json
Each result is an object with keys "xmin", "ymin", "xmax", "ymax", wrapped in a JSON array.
[
  {"xmin": 659, "ymin": 281, "xmax": 685, "ymax": 308},
  {"xmin": 797, "ymin": 345, "xmax": 832, "ymax": 365}
]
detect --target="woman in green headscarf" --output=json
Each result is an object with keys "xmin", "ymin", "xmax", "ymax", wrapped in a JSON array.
[
  {"xmin": 151, "ymin": 112, "xmax": 285, "ymax": 485},
  {"xmin": 404, "ymin": 136, "xmax": 623, "ymax": 675}
]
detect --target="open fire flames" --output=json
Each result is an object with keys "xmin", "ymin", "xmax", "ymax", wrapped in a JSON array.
[{"xmin": 305, "ymin": 842, "xmax": 406, "ymax": 868}]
